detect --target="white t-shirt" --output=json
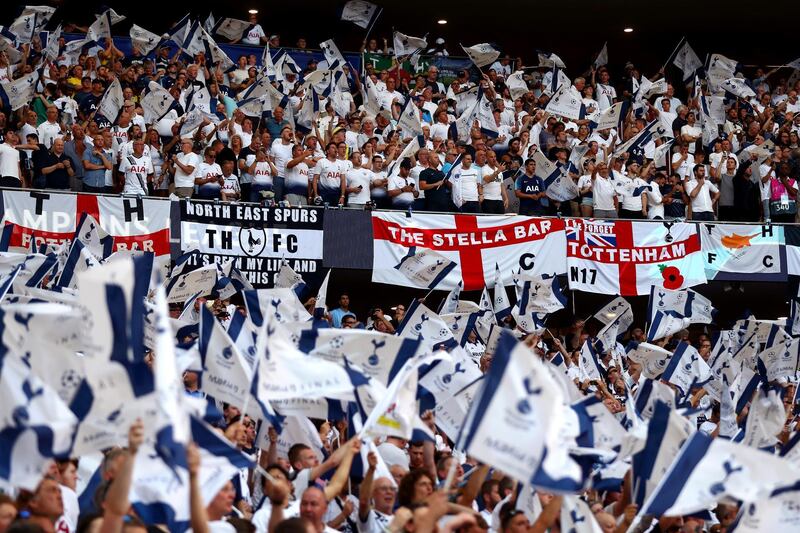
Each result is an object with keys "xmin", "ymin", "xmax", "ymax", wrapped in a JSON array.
[
  {"xmin": 388, "ymin": 174, "xmax": 416, "ymax": 207},
  {"xmin": 410, "ymin": 163, "xmax": 426, "ymax": 199},
  {"xmin": 286, "ymin": 161, "xmax": 310, "ymax": 196},
  {"xmin": 242, "ymin": 24, "xmax": 265, "ymax": 46},
  {"xmin": 370, "ymin": 170, "xmax": 388, "ymax": 201},
  {"xmin": 357, "ymin": 509, "xmax": 393, "ymax": 533},
  {"xmin": 346, "ymin": 168, "xmax": 372, "ymax": 204},
  {"xmin": 671, "ymin": 153, "xmax": 695, "ymax": 180},
  {"xmin": 120, "ymin": 153, "xmax": 154, "ymax": 195},
  {"xmin": 222, "ymin": 175, "xmax": 240, "ymax": 198},
  {"xmin": 0, "ymin": 142, "xmax": 20, "ymax": 178},
  {"xmin": 480, "ymin": 165, "xmax": 503, "ymax": 201},
  {"xmin": 685, "ymin": 179, "xmax": 719, "ymax": 213},
  {"xmin": 314, "ymin": 158, "xmax": 347, "ymax": 193},
  {"xmin": 430, "ymin": 122, "xmax": 449, "ymax": 142},
  {"xmin": 271, "ymin": 139, "xmax": 294, "ymax": 176},
  {"xmin": 55, "ymin": 485, "xmax": 79, "ymax": 533},
  {"xmin": 174, "ymin": 151, "xmax": 201, "ymax": 188},
  {"xmin": 252, "ymin": 161, "xmax": 275, "ymax": 186},
  {"xmin": 596, "ymin": 83, "xmax": 617, "ymax": 111},
  {"xmin": 451, "ymin": 164, "xmax": 480, "ymax": 206},
  {"xmin": 37, "ymin": 121, "xmax": 62, "ymax": 148},
  {"xmin": 619, "ymin": 176, "xmax": 649, "ymax": 212},
  {"xmin": 646, "ymin": 182, "xmax": 664, "ymax": 219},
  {"xmin": 252, "ymin": 500, "xmax": 301, "ymax": 533},
  {"xmin": 592, "ymin": 175, "xmax": 617, "ymax": 211}
]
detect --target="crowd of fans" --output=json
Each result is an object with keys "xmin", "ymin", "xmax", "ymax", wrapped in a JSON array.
[
  {"xmin": 1, "ymin": 13, "xmax": 799, "ymax": 222},
  {"xmin": 2, "ymin": 278, "xmax": 770, "ymax": 533}
]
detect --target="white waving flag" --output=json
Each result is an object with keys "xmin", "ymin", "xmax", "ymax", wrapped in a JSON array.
[
  {"xmin": 214, "ymin": 18, "xmax": 251, "ymax": 41},
  {"xmin": 397, "ymin": 299, "xmax": 457, "ymax": 352},
  {"xmin": 671, "ymin": 39, "xmax": 703, "ymax": 81},
  {"xmin": 97, "ymin": 78, "xmax": 124, "ymax": 122},
  {"xmin": 140, "ymin": 82, "xmax": 175, "ymax": 124},
  {"xmin": 642, "ymin": 432, "xmax": 800, "ymax": 517},
  {"xmin": 393, "ymin": 31, "xmax": 427, "ymax": 58},
  {"xmin": 130, "ymin": 24, "xmax": 161, "ymax": 55},
  {"xmin": 394, "ymin": 247, "xmax": 456, "ymax": 289},
  {"xmin": 661, "ymin": 341, "xmax": 711, "ymax": 396},
  {"xmin": 545, "ymin": 83, "xmax": 585, "ymax": 121},
  {"xmin": 561, "ymin": 495, "xmax": 604, "ymax": 533},
  {"xmin": 647, "ymin": 310, "xmax": 691, "ymax": 342},
  {"xmin": 0, "ymin": 71, "xmax": 39, "ymax": 111},
  {"xmin": 593, "ymin": 42, "xmax": 608, "ymax": 69},
  {"xmin": 0, "ymin": 353, "xmax": 78, "ymax": 490},
  {"xmin": 198, "ymin": 305, "xmax": 253, "ymax": 408},
  {"xmin": 319, "ymin": 39, "xmax": 347, "ymax": 69},
  {"xmin": 461, "ymin": 43, "xmax": 500, "ymax": 68},
  {"xmin": 506, "ymin": 71, "xmax": 529, "ymax": 100},
  {"xmin": 460, "ymin": 331, "xmax": 574, "ymax": 483},
  {"xmin": 721, "ymin": 77, "xmax": 756, "ymax": 99},
  {"xmin": 626, "ymin": 341, "xmax": 672, "ymax": 379},
  {"xmin": 648, "ymin": 286, "xmax": 716, "ymax": 325},
  {"xmin": 341, "ymin": 0, "xmax": 380, "ymax": 29}
]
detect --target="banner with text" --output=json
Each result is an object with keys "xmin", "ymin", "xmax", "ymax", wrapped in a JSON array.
[
  {"xmin": 700, "ymin": 223, "xmax": 786, "ymax": 281},
  {"xmin": 566, "ymin": 219, "xmax": 706, "ymax": 296},
  {"xmin": 179, "ymin": 200, "xmax": 325, "ymax": 288},
  {"xmin": 371, "ymin": 212, "xmax": 566, "ymax": 291},
  {"xmin": 0, "ymin": 190, "xmax": 170, "ymax": 255}
]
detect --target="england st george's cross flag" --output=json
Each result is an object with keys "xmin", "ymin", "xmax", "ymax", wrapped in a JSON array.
[
  {"xmin": 565, "ymin": 218, "xmax": 706, "ymax": 296},
  {"xmin": 371, "ymin": 212, "xmax": 566, "ymax": 291}
]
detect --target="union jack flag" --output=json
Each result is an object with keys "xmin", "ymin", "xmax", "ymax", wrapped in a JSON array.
[{"xmin": 566, "ymin": 223, "xmax": 617, "ymax": 247}]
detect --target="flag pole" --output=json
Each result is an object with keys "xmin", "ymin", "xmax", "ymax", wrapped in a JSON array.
[
  {"xmin": 661, "ymin": 37, "xmax": 685, "ymax": 74},
  {"xmin": 363, "ymin": 7, "xmax": 382, "ymax": 44}
]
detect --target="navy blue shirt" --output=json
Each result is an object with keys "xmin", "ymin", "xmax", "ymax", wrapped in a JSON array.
[{"xmin": 515, "ymin": 173, "xmax": 545, "ymax": 213}]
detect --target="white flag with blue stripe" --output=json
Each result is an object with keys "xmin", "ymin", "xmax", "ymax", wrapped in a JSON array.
[
  {"xmin": 647, "ymin": 310, "xmax": 691, "ymax": 342},
  {"xmin": 459, "ymin": 331, "xmax": 574, "ymax": 484},
  {"xmin": 394, "ymin": 247, "xmax": 456, "ymax": 289},
  {"xmin": 560, "ymin": 495, "xmax": 604, "ymax": 533},
  {"xmin": 0, "ymin": 351, "xmax": 78, "ymax": 490},
  {"xmin": 626, "ymin": 341, "xmax": 672, "ymax": 379},
  {"xmin": 662, "ymin": 341, "xmax": 712, "ymax": 396},
  {"xmin": 198, "ymin": 305, "xmax": 253, "ymax": 408},
  {"xmin": 461, "ymin": 43, "xmax": 500, "ymax": 68},
  {"xmin": 641, "ymin": 431, "xmax": 800, "ymax": 517},
  {"xmin": 492, "ymin": 265, "xmax": 511, "ymax": 321}
]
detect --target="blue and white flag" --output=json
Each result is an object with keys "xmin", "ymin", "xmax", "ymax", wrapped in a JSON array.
[
  {"xmin": 721, "ymin": 77, "xmax": 756, "ymax": 100},
  {"xmin": 593, "ymin": 42, "xmax": 608, "ymax": 69},
  {"xmin": 313, "ymin": 270, "xmax": 330, "ymax": 319},
  {"xmin": 394, "ymin": 247, "xmax": 456, "ymax": 290},
  {"xmin": 592, "ymin": 100, "xmax": 630, "ymax": 132},
  {"xmin": 398, "ymin": 299, "xmax": 457, "ymax": 351},
  {"xmin": 669, "ymin": 38, "xmax": 703, "ymax": 81},
  {"xmin": 730, "ymin": 485, "xmax": 800, "ymax": 532},
  {"xmin": 253, "ymin": 322, "xmax": 354, "ymax": 401},
  {"xmin": 419, "ymin": 346, "xmax": 482, "ymax": 403},
  {"xmin": 756, "ymin": 335, "xmax": 799, "ymax": 382},
  {"xmin": 129, "ymin": 24, "xmax": 161, "ymax": 55},
  {"xmin": 648, "ymin": 286, "xmax": 716, "ymax": 326},
  {"xmin": 243, "ymin": 288, "xmax": 311, "ymax": 328},
  {"xmin": 790, "ymin": 285, "xmax": 800, "ymax": 337},
  {"xmin": 662, "ymin": 341, "xmax": 711, "ymax": 396},
  {"xmin": 393, "ymin": 31, "xmax": 427, "ymax": 59},
  {"xmin": 741, "ymin": 387, "xmax": 785, "ymax": 450},
  {"xmin": 319, "ymin": 39, "xmax": 347, "ymax": 69},
  {"xmin": 492, "ymin": 265, "xmax": 511, "ymax": 321},
  {"xmin": 613, "ymin": 120, "xmax": 667, "ymax": 158},
  {"xmin": 0, "ymin": 352, "xmax": 78, "ymax": 490},
  {"xmin": 132, "ymin": 416, "xmax": 254, "ymax": 529},
  {"xmin": 631, "ymin": 401, "xmax": 694, "ymax": 506},
  {"xmin": 56, "ymin": 239, "xmax": 100, "ymax": 289},
  {"xmin": 297, "ymin": 328, "xmax": 420, "ymax": 386},
  {"xmin": 560, "ymin": 495, "xmax": 604, "ymax": 533},
  {"xmin": 97, "ymin": 77, "xmax": 125, "ymax": 123},
  {"xmin": 626, "ymin": 341, "xmax": 672, "ymax": 379},
  {"xmin": 341, "ymin": 0, "xmax": 380, "ymax": 29},
  {"xmin": 706, "ymin": 53, "xmax": 741, "ymax": 92},
  {"xmin": 198, "ymin": 305, "xmax": 253, "ymax": 408},
  {"xmin": 213, "ymin": 17, "xmax": 252, "ymax": 41},
  {"xmin": 439, "ymin": 280, "xmax": 462, "ymax": 315},
  {"xmin": 461, "ymin": 43, "xmax": 500, "ymax": 68},
  {"xmin": 74, "ymin": 212, "xmax": 113, "ymax": 260},
  {"xmin": 647, "ymin": 309, "xmax": 691, "ymax": 342},
  {"xmin": 275, "ymin": 260, "xmax": 307, "ymax": 297},
  {"xmin": 593, "ymin": 297, "xmax": 633, "ymax": 331},
  {"xmin": 578, "ymin": 340, "xmax": 605, "ymax": 381},
  {"xmin": 545, "ymin": 84, "xmax": 586, "ymax": 122},
  {"xmin": 572, "ymin": 395, "xmax": 627, "ymax": 453},
  {"xmin": 516, "ymin": 274, "xmax": 566, "ymax": 315},
  {"xmin": 642, "ymin": 431, "xmax": 800, "ymax": 517},
  {"xmin": 633, "ymin": 378, "xmax": 677, "ymax": 420},
  {"xmin": 537, "ymin": 51, "xmax": 566, "ymax": 69},
  {"xmin": 459, "ymin": 331, "xmax": 572, "ymax": 484}
]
